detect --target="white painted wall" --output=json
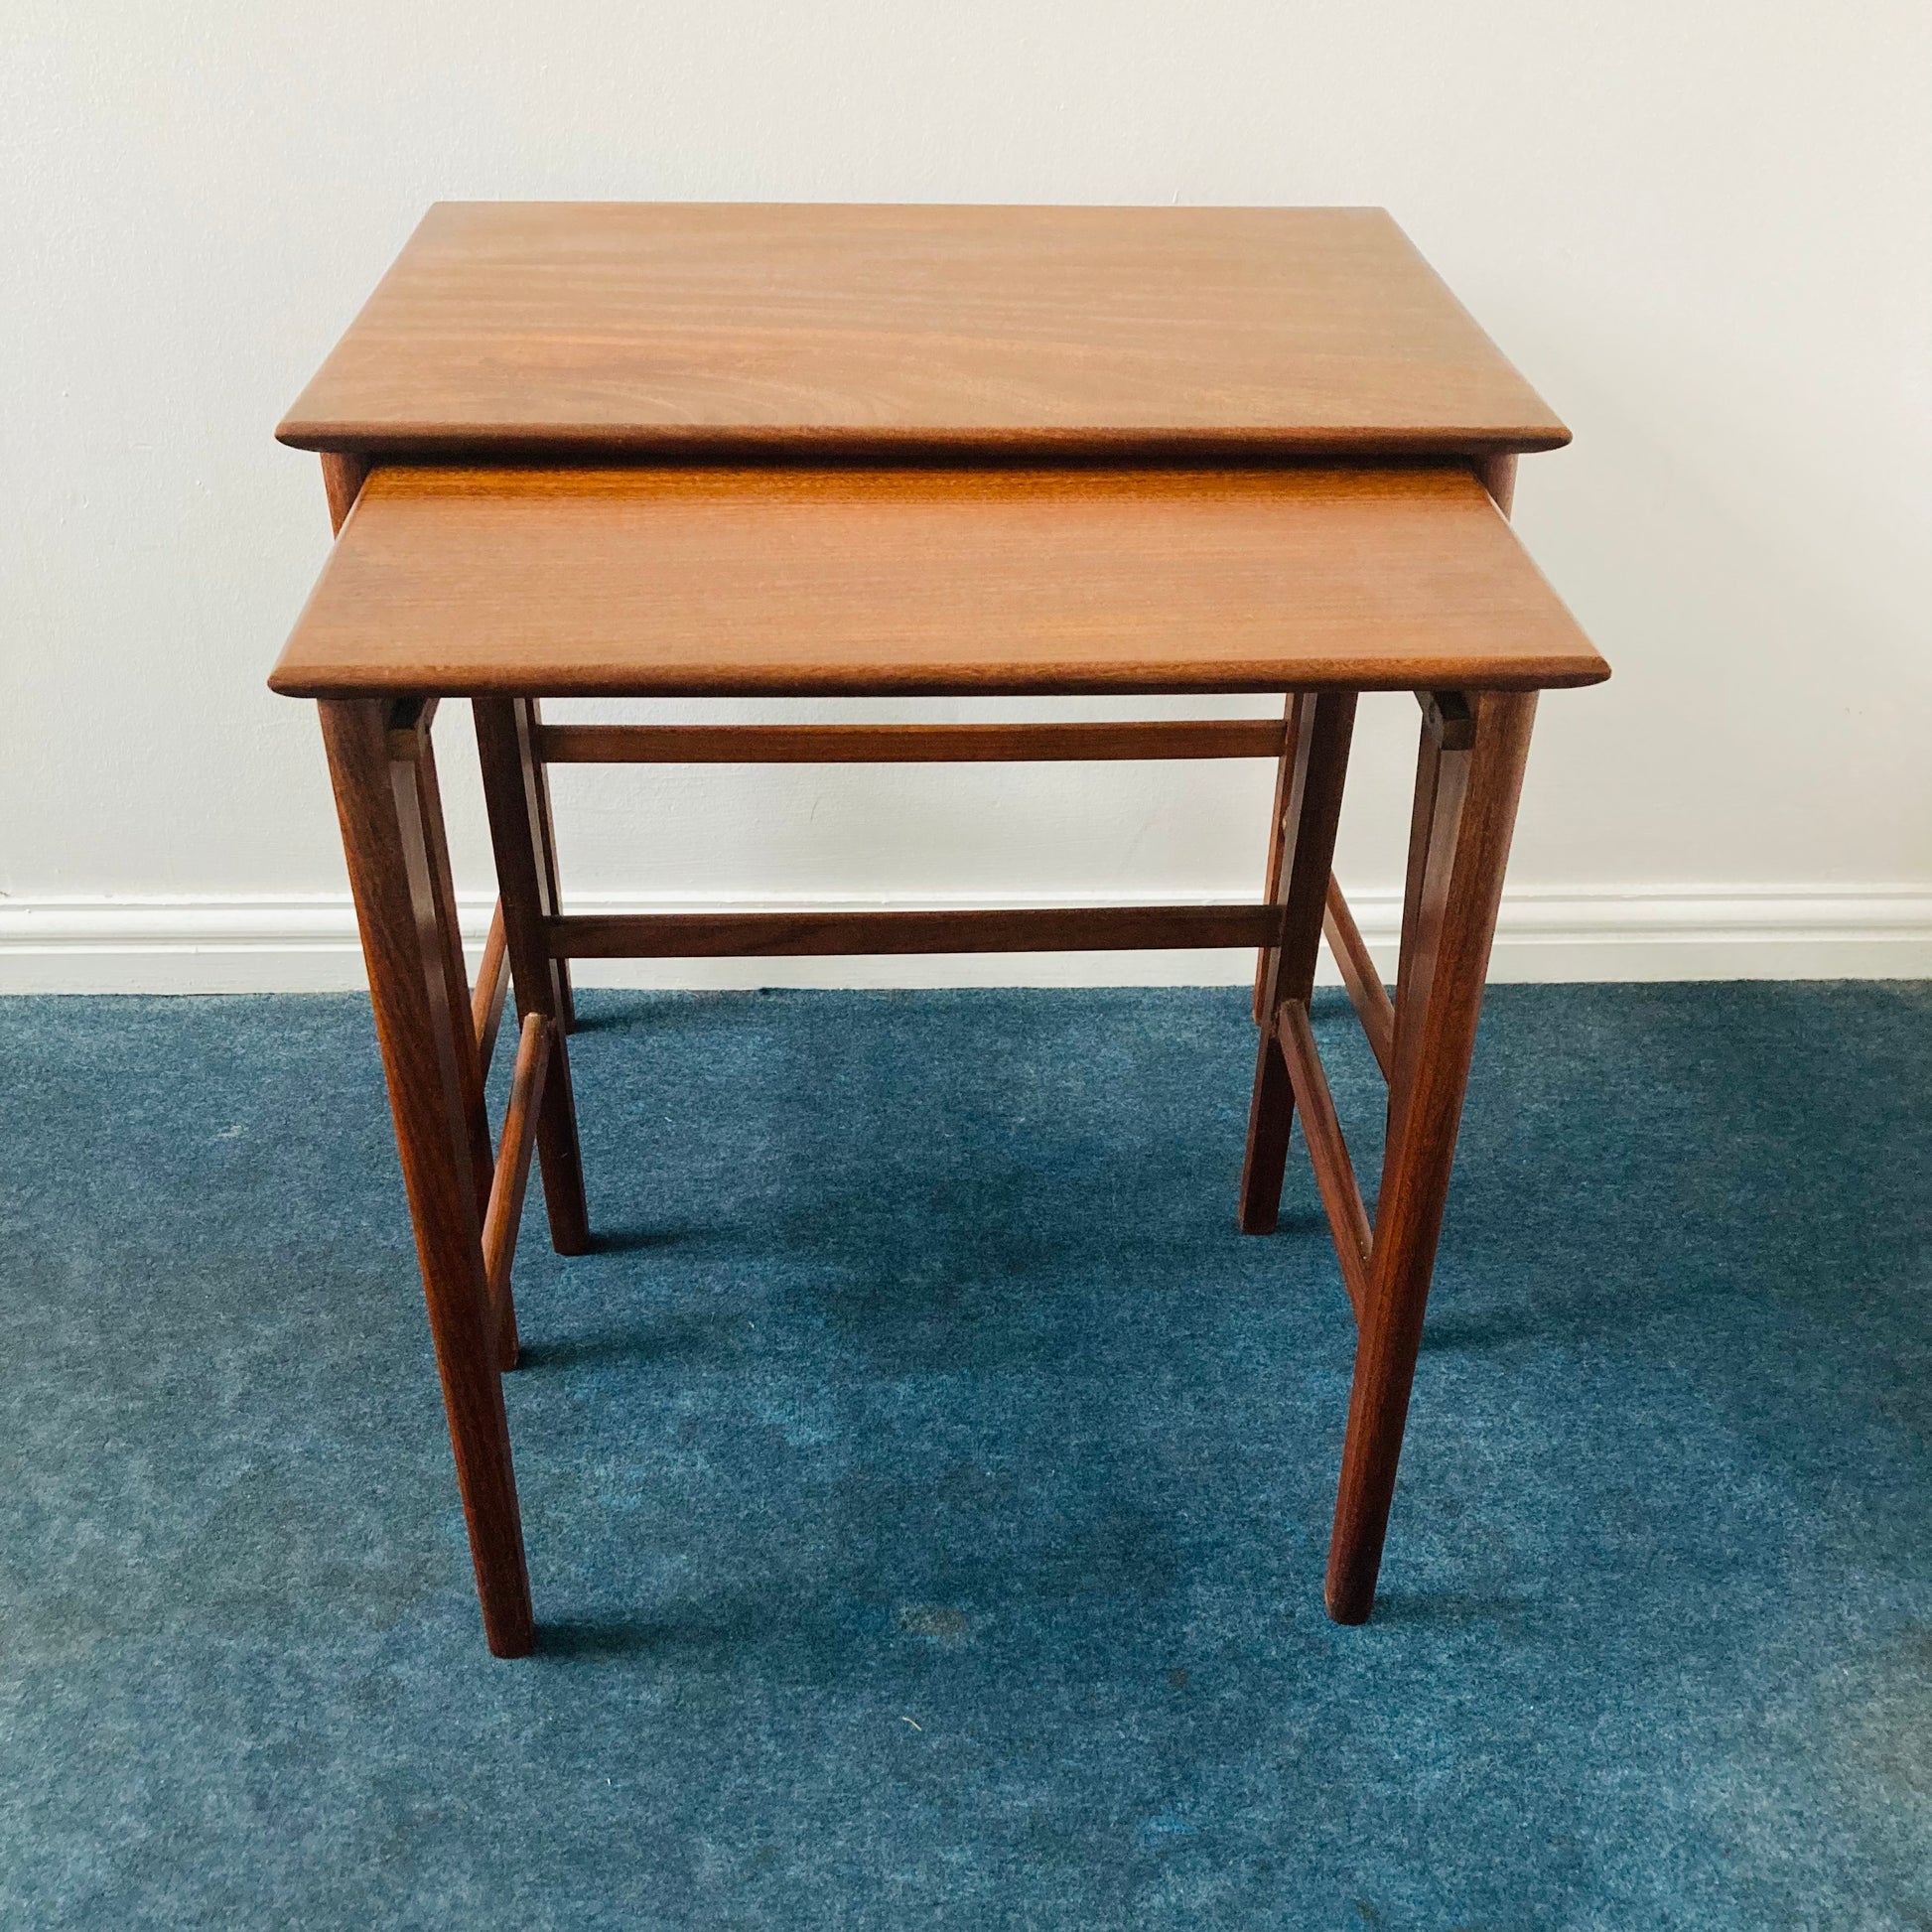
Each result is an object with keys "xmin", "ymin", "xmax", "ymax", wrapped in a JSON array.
[{"xmin": 5, "ymin": 2, "xmax": 1929, "ymax": 989}]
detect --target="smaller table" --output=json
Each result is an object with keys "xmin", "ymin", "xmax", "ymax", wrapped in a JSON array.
[{"xmin": 272, "ymin": 205, "xmax": 1607, "ymax": 1658}]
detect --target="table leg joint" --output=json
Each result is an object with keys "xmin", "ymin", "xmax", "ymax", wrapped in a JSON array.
[
  {"xmin": 1415, "ymin": 690, "xmax": 1475, "ymax": 751},
  {"xmin": 383, "ymin": 697, "xmax": 440, "ymax": 760}
]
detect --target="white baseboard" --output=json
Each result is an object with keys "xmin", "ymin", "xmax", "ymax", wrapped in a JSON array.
[{"xmin": 2, "ymin": 888, "xmax": 1928, "ymax": 993}]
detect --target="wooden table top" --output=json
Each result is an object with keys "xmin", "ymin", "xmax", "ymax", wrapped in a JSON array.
[
  {"xmin": 270, "ymin": 466, "xmax": 1605, "ymax": 700},
  {"xmin": 277, "ymin": 204, "xmax": 1567, "ymax": 462}
]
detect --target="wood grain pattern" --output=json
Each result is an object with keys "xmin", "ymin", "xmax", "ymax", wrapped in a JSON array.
[
  {"xmin": 317, "ymin": 698, "xmax": 533, "ymax": 1657},
  {"xmin": 550, "ymin": 904, "xmax": 1282, "ymax": 958},
  {"xmin": 1326, "ymin": 691, "xmax": 1538, "ymax": 1624},
  {"xmin": 278, "ymin": 204, "xmax": 1568, "ymax": 460},
  {"xmin": 270, "ymin": 466, "xmax": 1606, "ymax": 699},
  {"xmin": 538, "ymin": 720, "xmax": 1288, "ymax": 763}
]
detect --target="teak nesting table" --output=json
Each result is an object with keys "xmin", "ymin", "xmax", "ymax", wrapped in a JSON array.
[{"xmin": 270, "ymin": 204, "xmax": 1607, "ymax": 1657}]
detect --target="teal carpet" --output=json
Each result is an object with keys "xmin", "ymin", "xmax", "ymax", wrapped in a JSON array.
[{"xmin": 1, "ymin": 984, "xmax": 1929, "ymax": 1928}]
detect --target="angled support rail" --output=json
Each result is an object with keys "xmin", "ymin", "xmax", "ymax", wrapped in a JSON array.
[
  {"xmin": 472, "ymin": 903, "xmax": 510, "ymax": 1078},
  {"xmin": 1276, "ymin": 1000, "xmax": 1373, "ymax": 1321},
  {"xmin": 481, "ymin": 1013, "xmax": 551, "ymax": 1369},
  {"xmin": 1322, "ymin": 879, "xmax": 1394, "ymax": 1078}
]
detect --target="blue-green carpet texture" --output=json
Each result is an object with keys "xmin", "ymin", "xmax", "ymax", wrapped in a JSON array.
[{"xmin": 2, "ymin": 984, "xmax": 1929, "ymax": 1929}]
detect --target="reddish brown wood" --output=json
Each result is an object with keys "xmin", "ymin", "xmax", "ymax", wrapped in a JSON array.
[
  {"xmin": 403, "ymin": 724, "xmax": 496, "ymax": 1215},
  {"xmin": 1324, "ymin": 878, "xmax": 1395, "ymax": 1079},
  {"xmin": 482, "ymin": 1014, "xmax": 550, "ymax": 1371},
  {"xmin": 525, "ymin": 702, "xmax": 576, "ymax": 1034},
  {"xmin": 1388, "ymin": 716, "xmax": 1449, "ymax": 1154},
  {"xmin": 1417, "ymin": 689, "xmax": 1476, "ymax": 751},
  {"xmin": 1239, "ymin": 691, "xmax": 1357, "ymax": 1234},
  {"xmin": 317, "ymin": 697, "xmax": 533, "ymax": 1657},
  {"xmin": 551, "ymin": 903, "xmax": 1282, "ymax": 959},
  {"xmin": 320, "ymin": 452, "xmax": 370, "ymax": 535},
  {"xmin": 1475, "ymin": 451, "xmax": 1518, "ymax": 516},
  {"xmin": 276, "ymin": 206, "xmax": 1606, "ymax": 1655},
  {"xmin": 1252, "ymin": 695, "xmax": 1298, "ymax": 1026},
  {"xmin": 1325, "ymin": 691, "xmax": 1538, "ymax": 1624},
  {"xmin": 474, "ymin": 698, "xmax": 591, "ymax": 1253},
  {"xmin": 539, "ymin": 719, "xmax": 1288, "ymax": 763},
  {"xmin": 278, "ymin": 204, "xmax": 1569, "ymax": 462},
  {"xmin": 383, "ymin": 696, "xmax": 441, "ymax": 761},
  {"xmin": 472, "ymin": 902, "xmax": 510, "ymax": 1077},
  {"xmin": 1243, "ymin": 699, "xmax": 1314, "ymax": 1219},
  {"xmin": 1277, "ymin": 1000, "xmax": 1372, "ymax": 1321},
  {"xmin": 267, "ymin": 467, "xmax": 1610, "ymax": 700}
]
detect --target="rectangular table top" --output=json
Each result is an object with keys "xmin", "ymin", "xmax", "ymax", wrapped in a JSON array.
[
  {"xmin": 269, "ymin": 466, "xmax": 1606, "ymax": 700},
  {"xmin": 277, "ymin": 204, "xmax": 1567, "ymax": 463}
]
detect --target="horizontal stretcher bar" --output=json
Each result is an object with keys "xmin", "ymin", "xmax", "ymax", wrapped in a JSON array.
[
  {"xmin": 548, "ymin": 904, "xmax": 1284, "ymax": 958},
  {"xmin": 537, "ymin": 721, "xmax": 1288, "ymax": 763}
]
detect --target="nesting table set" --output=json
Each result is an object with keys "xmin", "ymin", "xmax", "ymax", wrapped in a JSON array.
[{"xmin": 270, "ymin": 204, "xmax": 1606, "ymax": 1656}]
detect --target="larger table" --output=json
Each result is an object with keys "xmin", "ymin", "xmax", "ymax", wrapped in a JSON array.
[{"xmin": 271, "ymin": 204, "xmax": 1607, "ymax": 1657}]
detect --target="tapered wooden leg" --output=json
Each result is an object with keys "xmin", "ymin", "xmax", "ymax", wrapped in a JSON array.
[
  {"xmin": 319, "ymin": 697, "xmax": 534, "ymax": 1658},
  {"xmin": 409, "ymin": 735, "xmax": 495, "ymax": 1202},
  {"xmin": 1324, "ymin": 691, "xmax": 1537, "ymax": 1623},
  {"xmin": 1386, "ymin": 719, "xmax": 1448, "ymax": 1153},
  {"xmin": 1239, "ymin": 692, "xmax": 1357, "ymax": 1234},
  {"xmin": 474, "ymin": 697, "xmax": 593, "ymax": 1255}
]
